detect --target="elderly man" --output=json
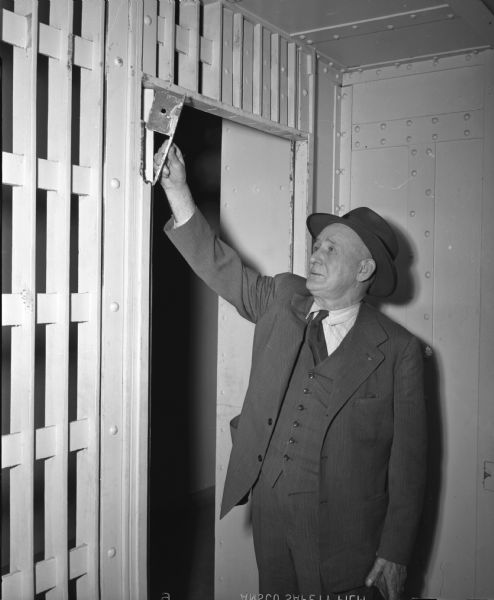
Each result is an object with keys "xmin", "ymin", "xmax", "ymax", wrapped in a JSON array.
[{"xmin": 156, "ymin": 145, "xmax": 426, "ymax": 600}]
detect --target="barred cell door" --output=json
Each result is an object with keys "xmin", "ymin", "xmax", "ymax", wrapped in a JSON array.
[
  {"xmin": 1, "ymin": 0, "xmax": 152, "ymax": 596},
  {"xmin": 1, "ymin": 1, "xmax": 106, "ymax": 598}
]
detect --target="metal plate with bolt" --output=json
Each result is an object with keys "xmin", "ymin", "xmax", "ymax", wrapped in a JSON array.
[{"xmin": 146, "ymin": 90, "xmax": 185, "ymax": 185}]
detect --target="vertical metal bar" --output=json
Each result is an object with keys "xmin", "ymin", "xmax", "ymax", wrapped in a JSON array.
[
  {"xmin": 279, "ymin": 37, "xmax": 288, "ymax": 126},
  {"xmin": 252, "ymin": 24, "xmax": 262, "ymax": 115},
  {"xmin": 297, "ymin": 48, "xmax": 313, "ymax": 132},
  {"xmin": 242, "ymin": 19, "xmax": 254, "ymax": 113},
  {"xmin": 271, "ymin": 33, "xmax": 280, "ymax": 122},
  {"xmin": 202, "ymin": 1, "xmax": 222, "ymax": 100},
  {"xmin": 142, "ymin": 0, "xmax": 158, "ymax": 76},
  {"xmin": 221, "ymin": 6, "xmax": 233, "ymax": 105},
  {"xmin": 337, "ymin": 86, "xmax": 353, "ymax": 214},
  {"xmin": 177, "ymin": 0, "xmax": 200, "ymax": 91},
  {"xmin": 5, "ymin": 1, "xmax": 38, "ymax": 597},
  {"xmin": 232, "ymin": 12, "xmax": 243, "ymax": 109},
  {"xmin": 75, "ymin": 0, "xmax": 105, "ymax": 597},
  {"xmin": 262, "ymin": 27, "xmax": 271, "ymax": 120},
  {"xmin": 157, "ymin": 0, "xmax": 175, "ymax": 82},
  {"xmin": 287, "ymin": 43, "xmax": 297, "ymax": 128},
  {"xmin": 43, "ymin": 1, "xmax": 73, "ymax": 597}
]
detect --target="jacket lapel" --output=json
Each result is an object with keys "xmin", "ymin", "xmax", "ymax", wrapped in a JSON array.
[{"xmin": 318, "ymin": 302, "xmax": 388, "ymax": 422}]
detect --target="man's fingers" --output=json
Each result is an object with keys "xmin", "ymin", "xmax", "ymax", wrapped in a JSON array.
[{"xmin": 365, "ymin": 558, "xmax": 385, "ymax": 586}]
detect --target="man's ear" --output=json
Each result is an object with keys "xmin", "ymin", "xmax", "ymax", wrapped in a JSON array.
[{"xmin": 356, "ymin": 258, "xmax": 376, "ymax": 282}]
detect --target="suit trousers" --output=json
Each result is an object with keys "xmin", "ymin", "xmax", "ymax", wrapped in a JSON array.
[{"xmin": 251, "ymin": 470, "xmax": 381, "ymax": 600}]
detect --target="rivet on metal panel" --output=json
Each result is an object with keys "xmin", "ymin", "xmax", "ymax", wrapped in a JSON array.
[
  {"xmin": 355, "ymin": 125, "xmax": 360, "ymax": 133},
  {"xmin": 109, "ymin": 425, "xmax": 118, "ymax": 436},
  {"xmin": 253, "ymin": 186, "xmax": 260, "ymax": 193},
  {"xmin": 224, "ymin": 67, "xmax": 229, "ymax": 74},
  {"xmin": 464, "ymin": 129, "xmax": 471, "ymax": 136},
  {"xmin": 407, "ymin": 136, "xmax": 412, "ymax": 143},
  {"xmin": 424, "ymin": 230, "xmax": 431, "ymax": 237},
  {"xmin": 335, "ymin": 168, "xmax": 343, "ymax": 175},
  {"xmin": 473, "ymin": 49, "xmax": 479, "ymax": 55},
  {"xmin": 411, "ymin": 148, "xmax": 417, "ymax": 156},
  {"xmin": 114, "ymin": 57, "xmax": 124, "ymax": 67},
  {"xmin": 410, "ymin": 210, "xmax": 416, "ymax": 217},
  {"xmin": 426, "ymin": 148, "xmax": 433, "ymax": 157},
  {"xmin": 225, "ymin": 165, "xmax": 230, "ymax": 171},
  {"xmin": 355, "ymin": 141, "xmax": 361, "ymax": 148},
  {"xmin": 387, "ymin": 24, "xmax": 394, "ymax": 30},
  {"xmin": 299, "ymin": 34, "xmax": 306, "ymax": 39},
  {"xmin": 425, "ymin": 189, "xmax": 433, "ymax": 197},
  {"xmin": 110, "ymin": 178, "xmax": 120, "ymax": 189},
  {"xmin": 307, "ymin": 40, "xmax": 313, "ymax": 45},
  {"xmin": 447, "ymin": 13, "xmax": 455, "ymax": 18},
  {"xmin": 380, "ymin": 123, "xmax": 386, "ymax": 130},
  {"xmin": 329, "ymin": 61, "xmax": 334, "ymax": 67},
  {"xmin": 107, "ymin": 548, "xmax": 117, "ymax": 558},
  {"xmin": 425, "ymin": 271, "xmax": 431, "ymax": 279},
  {"xmin": 410, "ymin": 13, "xmax": 417, "ymax": 19},
  {"xmin": 232, "ymin": 187, "xmax": 237, "ymax": 193},
  {"xmin": 110, "ymin": 302, "xmax": 120, "ymax": 312},
  {"xmin": 333, "ymin": 34, "xmax": 340, "ymax": 40},
  {"xmin": 352, "ymin": 24, "xmax": 359, "ymax": 30},
  {"xmin": 323, "ymin": 67, "xmax": 328, "ymax": 74},
  {"xmin": 358, "ymin": 67, "xmax": 363, "ymax": 73},
  {"xmin": 465, "ymin": 54, "xmax": 472, "ymax": 61},
  {"xmin": 411, "ymin": 170, "xmax": 417, "ymax": 177},
  {"xmin": 464, "ymin": 113, "xmax": 471, "ymax": 120},
  {"xmin": 376, "ymin": 69, "xmax": 381, "ymax": 76},
  {"xmin": 424, "ymin": 314, "xmax": 430, "ymax": 321},
  {"xmin": 406, "ymin": 64, "xmax": 412, "ymax": 70},
  {"xmin": 407, "ymin": 120, "xmax": 413, "ymax": 126},
  {"xmin": 424, "ymin": 345, "xmax": 433, "ymax": 357},
  {"xmin": 144, "ymin": 15, "xmax": 152, "ymax": 26},
  {"xmin": 432, "ymin": 117, "xmax": 439, "ymax": 124},
  {"xmin": 432, "ymin": 134, "xmax": 438, "ymax": 141},
  {"xmin": 448, "ymin": 244, "xmax": 453, "ymax": 250},
  {"xmin": 380, "ymin": 138, "xmax": 386, "ymax": 145}
]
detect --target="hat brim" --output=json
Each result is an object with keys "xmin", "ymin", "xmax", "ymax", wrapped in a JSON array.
[{"xmin": 307, "ymin": 213, "xmax": 397, "ymax": 297}]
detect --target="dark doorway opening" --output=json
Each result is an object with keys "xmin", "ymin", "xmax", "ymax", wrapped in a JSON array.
[{"xmin": 148, "ymin": 106, "xmax": 222, "ymax": 599}]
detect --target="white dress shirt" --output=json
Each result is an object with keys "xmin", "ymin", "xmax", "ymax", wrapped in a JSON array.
[{"xmin": 307, "ymin": 302, "xmax": 361, "ymax": 357}]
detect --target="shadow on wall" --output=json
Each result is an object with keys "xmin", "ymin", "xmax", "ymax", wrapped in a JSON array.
[{"xmin": 368, "ymin": 223, "xmax": 443, "ymax": 600}]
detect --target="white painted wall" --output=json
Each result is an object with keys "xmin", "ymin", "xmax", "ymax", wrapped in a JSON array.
[{"xmin": 337, "ymin": 51, "xmax": 494, "ymax": 599}]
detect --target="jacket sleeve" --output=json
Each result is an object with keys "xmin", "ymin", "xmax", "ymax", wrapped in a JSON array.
[
  {"xmin": 164, "ymin": 209, "xmax": 277, "ymax": 323},
  {"xmin": 377, "ymin": 335, "xmax": 427, "ymax": 565}
]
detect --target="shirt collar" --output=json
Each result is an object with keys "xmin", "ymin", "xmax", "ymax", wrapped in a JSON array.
[{"xmin": 307, "ymin": 301, "xmax": 361, "ymax": 326}]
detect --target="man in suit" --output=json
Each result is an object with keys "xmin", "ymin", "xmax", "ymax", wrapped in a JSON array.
[{"xmin": 155, "ymin": 145, "xmax": 427, "ymax": 600}]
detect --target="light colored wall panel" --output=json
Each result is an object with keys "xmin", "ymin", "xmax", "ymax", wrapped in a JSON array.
[
  {"xmin": 216, "ymin": 121, "xmax": 292, "ymax": 600},
  {"xmin": 353, "ymin": 66, "xmax": 484, "ymax": 123}
]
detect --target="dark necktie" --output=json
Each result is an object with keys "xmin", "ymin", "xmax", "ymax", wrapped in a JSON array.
[{"xmin": 306, "ymin": 310, "xmax": 329, "ymax": 364}]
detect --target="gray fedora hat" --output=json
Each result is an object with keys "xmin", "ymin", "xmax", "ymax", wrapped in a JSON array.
[{"xmin": 307, "ymin": 206, "xmax": 399, "ymax": 297}]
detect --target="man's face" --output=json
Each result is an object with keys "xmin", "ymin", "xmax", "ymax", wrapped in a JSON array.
[{"xmin": 306, "ymin": 223, "xmax": 371, "ymax": 301}]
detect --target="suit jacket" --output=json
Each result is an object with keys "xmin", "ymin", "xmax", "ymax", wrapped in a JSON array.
[{"xmin": 166, "ymin": 209, "xmax": 427, "ymax": 591}]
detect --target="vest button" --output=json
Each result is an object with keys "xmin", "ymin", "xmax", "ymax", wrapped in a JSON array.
[
  {"xmin": 292, "ymin": 421, "xmax": 299, "ymax": 427},
  {"xmin": 257, "ymin": 454, "xmax": 263, "ymax": 462},
  {"xmin": 308, "ymin": 371, "xmax": 315, "ymax": 379},
  {"xmin": 303, "ymin": 388, "xmax": 311, "ymax": 394},
  {"xmin": 283, "ymin": 454, "xmax": 290, "ymax": 461},
  {"xmin": 288, "ymin": 437, "xmax": 296, "ymax": 444},
  {"xmin": 267, "ymin": 418, "xmax": 273, "ymax": 425},
  {"xmin": 297, "ymin": 404, "xmax": 305, "ymax": 411}
]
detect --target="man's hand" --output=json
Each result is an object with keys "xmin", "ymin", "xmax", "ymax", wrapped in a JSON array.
[
  {"xmin": 153, "ymin": 143, "xmax": 196, "ymax": 225},
  {"xmin": 365, "ymin": 557, "xmax": 406, "ymax": 600},
  {"xmin": 154, "ymin": 143, "xmax": 187, "ymax": 191}
]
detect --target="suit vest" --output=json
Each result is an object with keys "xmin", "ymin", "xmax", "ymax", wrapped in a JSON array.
[{"xmin": 261, "ymin": 332, "xmax": 350, "ymax": 494}]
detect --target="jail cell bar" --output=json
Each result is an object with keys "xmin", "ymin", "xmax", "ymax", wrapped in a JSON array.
[
  {"xmin": 142, "ymin": 0, "xmax": 315, "ymax": 134},
  {"xmin": 1, "ymin": 1, "xmax": 105, "ymax": 598}
]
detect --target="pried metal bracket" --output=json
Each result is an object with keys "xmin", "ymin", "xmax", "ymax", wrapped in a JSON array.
[{"xmin": 145, "ymin": 90, "xmax": 185, "ymax": 185}]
